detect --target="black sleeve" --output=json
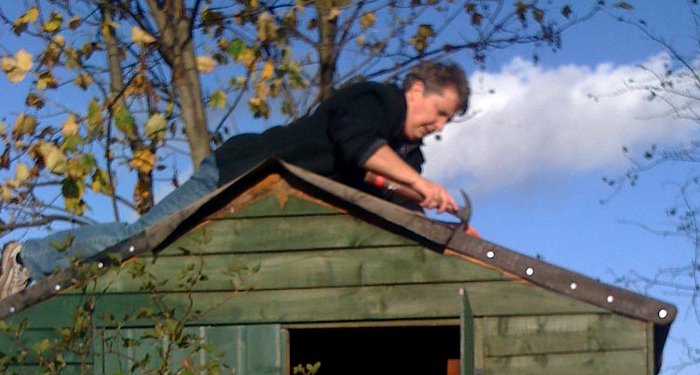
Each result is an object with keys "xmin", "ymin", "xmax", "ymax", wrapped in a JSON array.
[{"xmin": 327, "ymin": 91, "xmax": 400, "ymax": 168}]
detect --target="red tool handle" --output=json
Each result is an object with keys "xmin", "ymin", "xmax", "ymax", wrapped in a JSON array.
[
  {"xmin": 364, "ymin": 171, "xmax": 424, "ymax": 202},
  {"xmin": 364, "ymin": 171, "xmax": 475, "ymax": 235}
]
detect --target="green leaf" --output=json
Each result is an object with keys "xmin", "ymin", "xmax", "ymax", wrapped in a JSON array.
[
  {"xmin": 410, "ymin": 24, "xmax": 435, "ymax": 53},
  {"xmin": 227, "ymin": 38, "xmax": 246, "ymax": 60},
  {"xmin": 50, "ymin": 234, "xmax": 74, "ymax": 252},
  {"xmin": 91, "ymin": 168, "xmax": 113, "ymax": 194},
  {"xmin": 145, "ymin": 113, "xmax": 167, "ymax": 141},
  {"xmin": 209, "ymin": 90, "xmax": 226, "ymax": 108},
  {"xmin": 62, "ymin": 177, "xmax": 86, "ymax": 214},
  {"xmin": 114, "ymin": 107, "xmax": 135, "ymax": 136},
  {"xmin": 62, "ymin": 177, "xmax": 83, "ymax": 199},
  {"xmin": 87, "ymin": 99, "xmax": 103, "ymax": 138},
  {"xmin": 42, "ymin": 12, "xmax": 63, "ymax": 33},
  {"xmin": 228, "ymin": 262, "xmax": 248, "ymax": 273},
  {"xmin": 33, "ymin": 339, "xmax": 51, "ymax": 354},
  {"xmin": 80, "ymin": 153, "xmax": 97, "ymax": 169},
  {"xmin": 62, "ymin": 135, "xmax": 83, "ymax": 152}
]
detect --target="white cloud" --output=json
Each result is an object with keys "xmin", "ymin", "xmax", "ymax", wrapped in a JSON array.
[{"xmin": 422, "ymin": 54, "xmax": 698, "ymax": 194}]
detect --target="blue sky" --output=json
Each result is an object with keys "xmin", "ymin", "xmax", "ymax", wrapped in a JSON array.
[
  {"xmin": 1, "ymin": 1, "xmax": 699, "ymax": 373},
  {"xmin": 424, "ymin": 2, "xmax": 699, "ymax": 374}
]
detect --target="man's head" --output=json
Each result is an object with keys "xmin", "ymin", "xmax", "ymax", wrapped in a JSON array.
[{"xmin": 402, "ymin": 61, "xmax": 470, "ymax": 141}]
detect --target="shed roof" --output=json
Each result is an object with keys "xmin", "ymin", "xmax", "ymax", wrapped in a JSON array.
[{"xmin": 0, "ymin": 158, "xmax": 676, "ymax": 359}]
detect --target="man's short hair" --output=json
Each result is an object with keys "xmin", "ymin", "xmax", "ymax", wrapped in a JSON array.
[{"xmin": 403, "ymin": 61, "xmax": 470, "ymax": 115}]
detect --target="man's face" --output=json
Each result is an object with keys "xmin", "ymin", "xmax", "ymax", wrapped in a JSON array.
[{"xmin": 403, "ymin": 81, "xmax": 460, "ymax": 141}]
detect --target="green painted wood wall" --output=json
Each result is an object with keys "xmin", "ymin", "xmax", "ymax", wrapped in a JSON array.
[{"xmin": 1, "ymin": 180, "xmax": 654, "ymax": 375}]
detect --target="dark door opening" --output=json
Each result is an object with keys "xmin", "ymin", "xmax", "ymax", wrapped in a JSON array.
[{"xmin": 289, "ymin": 325, "xmax": 460, "ymax": 375}]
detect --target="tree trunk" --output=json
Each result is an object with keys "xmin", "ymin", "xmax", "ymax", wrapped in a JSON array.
[
  {"xmin": 102, "ymin": 4, "xmax": 154, "ymax": 216},
  {"xmin": 315, "ymin": 0, "xmax": 338, "ymax": 101},
  {"xmin": 147, "ymin": 0, "xmax": 211, "ymax": 169},
  {"xmin": 172, "ymin": 38, "xmax": 210, "ymax": 168}
]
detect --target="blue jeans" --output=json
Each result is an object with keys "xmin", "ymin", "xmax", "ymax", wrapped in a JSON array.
[{"xmin": 21, "ymin": 155, "xmax": 220, "ymax": 280}]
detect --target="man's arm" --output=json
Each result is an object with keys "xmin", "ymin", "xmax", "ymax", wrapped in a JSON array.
[{"xmin": 362, "ymin": 145, "xmax": 457, "ymax": 213}]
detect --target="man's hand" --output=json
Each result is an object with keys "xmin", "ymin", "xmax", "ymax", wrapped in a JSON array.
[
  {"xmin": 362, "ymin": 144, "xmax": 457, "ymax": 213},
  {"xmin": 409, "ymin": 177, "xmax": 457, "ymax": 214}
]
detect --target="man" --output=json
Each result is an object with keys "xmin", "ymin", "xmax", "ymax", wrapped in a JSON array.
[{"xmin": 0, "ymin": 61, "xmax": 469, "ymax": 299}]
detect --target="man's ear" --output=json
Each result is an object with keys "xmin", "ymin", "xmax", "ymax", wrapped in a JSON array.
[{"xmin": 407, "ymin": 80, "xmax": 425, "ymax": 99}]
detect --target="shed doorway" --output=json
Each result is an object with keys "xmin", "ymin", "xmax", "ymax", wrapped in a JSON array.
[{"xmin": 289, "ymin": 325, "xmax": 460, "ymax": 375}]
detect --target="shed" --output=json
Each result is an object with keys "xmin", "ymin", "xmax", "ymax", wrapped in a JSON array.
[{"xmin": 0, "ymin": 159, "xmax": 676, "ymax": 375}]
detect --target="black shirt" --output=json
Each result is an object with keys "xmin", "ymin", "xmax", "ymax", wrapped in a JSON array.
[{"xmin": 213, "ymin": 82, "xmax": 424, "ymax": 211}]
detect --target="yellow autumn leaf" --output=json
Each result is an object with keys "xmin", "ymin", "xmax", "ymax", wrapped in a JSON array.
[
  {"xmin": 260, "ymin": 59, "xmax": 275, "ymax": 81},
  {"xmin": 256, "ymin": 13, "xmax": 277, "ymax": 42},
  {"xmin": 1, "ymin": 185, "xmax": 12, "ymax": 202},
  {"xmin": 12, "ymin": 7, "xmax": 39, "ymax": 34},
  {"xmin": 0, "ymin": 57, "xmax": 13, "ymax": 74},
  {"xmin": 166, "ymin": 102, "xmax": 174, "ymax": 117},
  {"xmin": 144, "ymin": 113, "xmax": 167, "ymax": 141},
  {"xmin": 14, "ymin": 49, "xmax": 33, "ymax": 72},
  {"xmin": 239, "ymin": 47, "xmax": 257, "ymax": 68},
  {"xmin": 2, "ymin": 49, "xmax": 33, "ymax": 83},
  {"xmin": 360, "ymin": 12, "xmax": 376, "ymax": 29},
  {"xmin": 102, "ymin": 20, "xmax": 119, "ymax": 42},
  {"xmin": 12, "ymin": 113, "xmax": 37, "ymax": 138},
  {"xmin": 25, "ymin": 7, "xmax": 39, "ymax": 22},
  {"xmin": 131, "ymin": 26, "xmax": 156, "ymax": 44},
  {"xmin": 68, "ymin": 15, "xmax": 81, "ymax": 30},
  {"xmin": 15, "ymin": 163, "xmax": 30, "ymax": 184},
  {"xmin": 129, "ymin": 149, "xmax": 156, "ymax": 174},
  {"xmin": 18, "ymin": 7, "xmax": 39, "ymax": 25},
  {"xmin": 38, "ymin": 142, "xmax": 68, "ymax": 174},
  {"xmin": 328, "ymin": 7, "xmax": 341, "ymax": 21},
  {"xmin": 196, "ymin": 56, "xmax": 217, "ymax": 73},
  {"xmin": 62, "ymin": 113, "xmax": 79, "ymax": 136},
  {"xmin": 6, "ymin": 178, "xmax": 19, "ymax": 189}
]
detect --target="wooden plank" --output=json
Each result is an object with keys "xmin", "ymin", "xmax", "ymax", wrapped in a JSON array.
[
  {"xmin": 161, "ymin": 214, "xmax": 418, "ymax": 256},
  {"xmin": 460, "ymin": 288, "xmax": 475, "ymax": 375},
  {"xmin": 481, "ymin": 314, "xmax": 647, "ymax": 357},
  {"xmin": 646, "ymin": 322, "xmax": 654, "ymax": 375},
  {"xmin": 473, "ymin": 318, "xmax": 485, "ymax": 375},
  {"xmin": 483, "ymin": 349, "xmax": 648, "ymax": 375},
  {"xmin": 85, "ymin": 247, "xmax": 508, "ymax": 293},
  {"xmin": 10, "ymin": 282, "xmax": 605, "ymax": 329}
]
